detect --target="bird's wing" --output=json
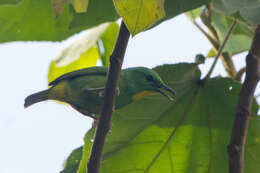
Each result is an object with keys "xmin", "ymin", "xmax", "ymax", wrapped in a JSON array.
[{"xmin": 48, "ymin": 66, "xmax": 108, "ymax": 86}]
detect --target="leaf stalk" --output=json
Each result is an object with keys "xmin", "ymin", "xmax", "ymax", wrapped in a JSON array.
[{"xmin": 203, "ymin": 20, "xmax": 237, "ymax": 81}]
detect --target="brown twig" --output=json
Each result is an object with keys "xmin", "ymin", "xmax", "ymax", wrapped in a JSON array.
[
  {"xmin": 228, "ymin": 25, "xmax": 260, "ymax": 173},
  {"xmin": 86, "ymin": 21, "xmax": 130, "ymax": 173},
  {"xmin": 234, "ymin": 67, "xmax": 246, "ymax": 82},
  {"xmin": 221, "ymin": 52, "xmax": 237, "ymax": 78}
]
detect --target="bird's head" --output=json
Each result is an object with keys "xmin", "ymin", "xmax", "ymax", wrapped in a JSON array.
[{"xmin": 124, "ymin": 67, "xmax": 176, "ymax": 101}]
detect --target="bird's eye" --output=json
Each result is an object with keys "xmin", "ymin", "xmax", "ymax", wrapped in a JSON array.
[{"xmin": 146, "ymin": 75, "xmax": 153, "ymax": 81}]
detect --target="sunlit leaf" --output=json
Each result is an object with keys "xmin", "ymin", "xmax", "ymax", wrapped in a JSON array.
[
  {"xmin": 99, "ymin": 23, "xmax": 119, "ymax": 66},
  {"xmin": 48, "ymin": 46, "xmax": 100, "ymax": 83},
  {"xmin": 63, "ymin": 63, "xmax": 259, "ymax": 173},
  {"xmin": 72, "ymin": 0, "xmax": 88, "ymax": 13},
  {"xmin": 185, "ymin": 7, "xmax": 201, "ymax": 22},
  {"xmin": 114, "ymin": 0, "xmax": 165, "ymax": 36},
  {"xmin": 48, "ymin": 22, "xmax": 119, "ymax": 83},
  {"xmin": 206, "ymin": 48, "xmax": 216, "ymax": 58}
]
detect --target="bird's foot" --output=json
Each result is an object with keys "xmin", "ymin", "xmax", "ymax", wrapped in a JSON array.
[
  {"xmin": 92, "ymin": 118, "xmax": 99, "ymax": 126},
  {"xmin": 91, "ymin": 119, "xmax": 112, "ymax": 133},
  {"xmin": 71, "ymin": 104, "xmax": 97, "ymax": 119}
]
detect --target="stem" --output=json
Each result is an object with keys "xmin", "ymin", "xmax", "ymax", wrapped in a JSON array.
[
  {"xmin": 203, "ymin": 20, "xmax": 237, "ymax": 81},
  {"xmin": 228, "ymin": 25, "xmax": 260, "ymax": 173},
  {"xmin": 193, "ymin": 21, "xmax": 219, "ymax": 48},
  {"xmin": 193, "ymin": 19, "xmax": 237, "ymax": 77},
  {"xmin": 221, "ymin": 52, "xmax": 237, "ymax": 77},
  {"xmin": 234, "ymin": 67, "xmax": 246, "ymax": 82},
  {"xmin": 86, "ymin": 21, "xmax": 130, "ymax": 173}
]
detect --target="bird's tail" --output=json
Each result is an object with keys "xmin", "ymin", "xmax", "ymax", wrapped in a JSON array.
[{"xmin": 24, "ymin": 89, "xmax": 49, "ymax": 108}]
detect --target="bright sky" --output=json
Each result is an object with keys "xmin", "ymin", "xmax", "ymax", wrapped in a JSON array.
[{"xmin": 0, "ymin": 15, "xmax": 249, "ymax": 173}]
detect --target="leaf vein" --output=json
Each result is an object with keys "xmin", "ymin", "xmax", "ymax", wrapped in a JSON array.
[{"xmin": 143, "ymin": 88, "xmax": 200, "ymax": 172}]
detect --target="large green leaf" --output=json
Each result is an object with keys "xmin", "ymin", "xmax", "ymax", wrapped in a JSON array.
[
  {"xmin": 0, "ymin": 0, "xmax": 118, "ymax": 42},
  {"xmin": 48, "ymin": 22, "xmax": 118, "ymax": 83},
  {"xmin": 61, "ymin": 63, "xmax": 259, "ymax": 173},
  {"xmin": 0, "ymin": 0, "xmax": 209, "ymax": 42},
  {"xmin": 212, "ymin": 0, "xmax": 260, "ymax": 25}
]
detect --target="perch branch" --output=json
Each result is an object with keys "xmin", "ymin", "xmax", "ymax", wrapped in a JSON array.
[
  {"xmin": 86, "ymin": 21, "xmax": 130, "ymax": 173},
  {"xmin": 228, "ymin": 25, "xmax": 260, "ymax": 173}
]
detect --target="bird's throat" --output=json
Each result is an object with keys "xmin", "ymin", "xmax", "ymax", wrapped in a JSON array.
[{"xmin": 132, "ymin": 91, "xmax": 158, "ymax": 101}]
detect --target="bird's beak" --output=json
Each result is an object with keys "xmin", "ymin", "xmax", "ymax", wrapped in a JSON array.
[{"xmin": 155, "ymin": 83, "xmax": 176, "ymax": 101}]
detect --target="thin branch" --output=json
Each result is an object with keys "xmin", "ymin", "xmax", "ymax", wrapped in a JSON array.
[
  {"xmin": 203, "ymin": 20, "xmax": 237, "ymax": 81},
  {"xmin": 192, "ymin": 18, "xmax": 237, "ymax": 77},
  {"xmin": 193, "ymin": 20, "xmax": 219, "ymax": 48},
  {"xmin": 221, "ymin": 52, "xmax": 237, "ymax": 77},
  {"xmin": 234, "ymin": 67, "xmax": 246, "ymax": 82},
  {"xmin": 86, "ymin": 21, "xmax": 130, "ymax": 173},
  {"xmin": 228, "ymin": 25, "xmax": 260, "ymax": 173}
]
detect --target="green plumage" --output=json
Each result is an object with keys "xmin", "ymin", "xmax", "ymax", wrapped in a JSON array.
[{"xmin": 25, "ymin": 66, "xmax": 176, "ymax": 119}]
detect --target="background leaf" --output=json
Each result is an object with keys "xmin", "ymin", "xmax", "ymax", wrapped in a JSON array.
[
  {"xmin": 64, "ymin": 63, "xmax": 259, "ymax": 173},
  {"xmin": 51, "ymin": 0, "xmax": 89, "ymax": 17},
  {"xmin": 210, "ymin": 11, "xmax": 253, "ymax": 56},
  {"xmin": 60, "ymin": 147, "xmax": 83, "ymax": 173},
  {"xmin": 212, "ymin": 0, "xmax": 260, "ymax": 25},
  {"xmin": 0, "ymin": 0, "xmax": 118, "ymax": 43},
  {"xmin": 48, "ymin": 22, "xmax": 119, "ymax": 83},
  {"xmin": 186, "ymin": 7, "xmax": 254, "ymax": 58},
  {"xmin": 0, "ymin": 0, "xmax": 22, "ymax": 5},
  {"xmin": 0, "ymin": 0, "xmax": 210, "ymax": 42}
]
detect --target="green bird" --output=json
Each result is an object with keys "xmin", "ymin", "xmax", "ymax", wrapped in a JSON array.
[{"xmin": 24, "ymin": 66, "xmax": 176, "ymax": 119}]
